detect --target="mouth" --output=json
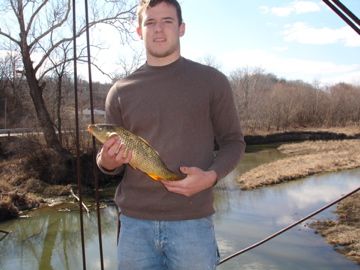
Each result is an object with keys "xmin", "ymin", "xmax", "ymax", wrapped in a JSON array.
[
  {"xmin": 153, "ymin": 37, "xmax": 166, "ymax": 43},
  {"xmin": 87, "ymin": 124, "xmax": 94, "ymax": 133}
]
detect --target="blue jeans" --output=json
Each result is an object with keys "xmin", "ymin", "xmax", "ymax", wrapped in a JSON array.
[{"xmin": 117, "ymin": 214, "xmax": 219, "ymax": 270}]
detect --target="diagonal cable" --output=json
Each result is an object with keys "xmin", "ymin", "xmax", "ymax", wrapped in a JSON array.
[
  {"xmin": 323, "ymin": 0, "xmax": 360, "ymax": 35},
  {"xmin": 219, "ymin": 186, "xmax": 359, "ymax": 265}
]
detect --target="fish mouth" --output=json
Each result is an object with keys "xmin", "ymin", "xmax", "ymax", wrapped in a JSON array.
[{"xmin": 87, "ymin": 124, "xmax": 94, "ymax": 133}]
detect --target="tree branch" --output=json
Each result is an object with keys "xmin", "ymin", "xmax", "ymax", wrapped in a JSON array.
[
  {"xmin": 0, "ymin": 30, "xmax": 20, "ymax": 46},
  {"xmin": 26, "ymin": 0, "xmax": 50, "ymax": 35},
  {"xmin": 29, "ymin": 0, "xmax": 71, "ymax": 49}
]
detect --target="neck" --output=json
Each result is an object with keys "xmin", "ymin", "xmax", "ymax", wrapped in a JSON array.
[{"xmin": 146, "ymin": 52, "xmax": 181, "ymax": 67}]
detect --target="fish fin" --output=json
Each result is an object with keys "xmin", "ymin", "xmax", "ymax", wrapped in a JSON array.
[{"xmin": 147, "ymin": 173, "xmax": 162, "ymax": 181}]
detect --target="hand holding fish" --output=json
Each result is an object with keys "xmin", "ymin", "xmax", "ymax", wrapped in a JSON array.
[
  {"xmin": 98, "ymin": 136, "xmax": 133, "ymax": 171},
  {"xmin": 161, "ymin": 167, "xmax": 217, "ymax": 197},
  {"xmin": 88, "ymin": 124, "xmax": 183, "ymax": 180}
]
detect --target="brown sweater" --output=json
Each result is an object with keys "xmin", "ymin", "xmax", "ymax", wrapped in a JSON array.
[{"xmin": 100, "ymin": 57, "xmax": 245, "ymax": 220}]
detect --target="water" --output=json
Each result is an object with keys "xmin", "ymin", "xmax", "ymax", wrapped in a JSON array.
[{"xmin": 0, "ymin": 145, "xmax": 359, "ymax": 270}]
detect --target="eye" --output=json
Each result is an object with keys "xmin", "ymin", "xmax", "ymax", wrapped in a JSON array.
[
  {"xmin": 163, "ymin": 18, "xmax": 174, "ymax": 24},
  {"xmin": 144, "ymin": 20, "xmax": 155, "ymax": 26}
]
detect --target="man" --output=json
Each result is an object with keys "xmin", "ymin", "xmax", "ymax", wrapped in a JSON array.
[{"xmin": 97, "ymin": 0, "xmax": 246, "ymax": 269}]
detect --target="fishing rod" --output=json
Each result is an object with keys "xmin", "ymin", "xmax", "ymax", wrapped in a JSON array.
[{"xmin": 218, "ymin": 186, "xmax": 359, "ymax": 265}]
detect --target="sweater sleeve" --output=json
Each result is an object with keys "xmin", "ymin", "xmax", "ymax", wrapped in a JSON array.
[
  {"xmin": 207, "ymin": 72, "xmax": 246, "ymax": 180},
  {"xmin": 95, "ymin": 82, "xmax": 126, "ymax": 176}
]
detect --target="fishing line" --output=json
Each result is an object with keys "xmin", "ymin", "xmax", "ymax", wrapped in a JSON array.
[
  {"xmin": 83, "ymin": 0, "xmax": 105, "ymax": 268},
  {"xmin": 218, "ymin": 186, "xmax": 359, "ymax": 265},
  {"xmin": 72, "ymin": 0, "xmax": 87, "ymax": 269}
]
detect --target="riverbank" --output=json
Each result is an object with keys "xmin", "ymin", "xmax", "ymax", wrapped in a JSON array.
[
  {"xmin": 0, "ymin": 136, "xmax": 111, "ymax": 221},
  {"xmin": 237, "ymin": 136, "xmax": 360, "ymax": 264},
  {"xmin": 237, "ymin": 139, "xmax": 360, "ymax": 189},
  {"xmin": 310, "ymin": 192, "xmax": 360, "ymax": 264}
]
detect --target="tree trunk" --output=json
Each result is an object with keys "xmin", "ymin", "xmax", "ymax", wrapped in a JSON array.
[
  {"xmin": 21, "ymin": 43, "xmax": 64, "ymax": 153},
  {"xmin": 56, "ymin": 75, "xmax": 63, "ymax": 146}
]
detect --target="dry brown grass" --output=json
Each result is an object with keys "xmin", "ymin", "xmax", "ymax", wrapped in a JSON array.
[
  {"xmin": 311, "ymin": 193, "xmax": 360, "ymax": 264},
  {"xmin": 238, "ymin": 140, "xmax": 360, "ymax": 190},
  {"xmin": 245, "ymin": 125, "xmax": 360, "ymax": 136},
  {"xmin": 0, "ymin": 137, "xmax": 73, "ymax": 221}
]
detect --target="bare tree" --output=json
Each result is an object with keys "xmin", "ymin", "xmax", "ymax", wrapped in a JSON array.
[
  {"xmin": 0, "ymin": 0, "xmax": 136, "ymax": 153},
  {"xmin": 112, "ymin": 49, "xmax": 144, "ymax": 81},
  {"xmin": 0, "ymin": 47, "xmax": 32, "ymax": 128},
  {"xmin": 46, "ymin": 41, "xmax": 72, "ymax": 145},
  {"xmin": 199, "ymin": 54, "xmax": 222, "ymax": 70}
]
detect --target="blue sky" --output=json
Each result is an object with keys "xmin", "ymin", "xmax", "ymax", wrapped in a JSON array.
[
  {"xmin": 2, "ymin": 0, "xmax": 357, "ymax": 86},
  {"xmin": 178, "ymin": 0, "xmax": 360, "ymax": 86}
]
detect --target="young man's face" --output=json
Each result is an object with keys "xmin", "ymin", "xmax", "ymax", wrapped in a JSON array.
[{"xmin": 137, "ymin": 2, "xmax": 185, "ymax": 65}]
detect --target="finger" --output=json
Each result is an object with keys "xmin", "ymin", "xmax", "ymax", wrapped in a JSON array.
[
  {"xmin": 163, "ymin": 184, "xmax": 191, "ymax": 197},
  {"xmin": 180, "ymin": 166, "xmax": 197, "ymax": 175},
  {"xmin": 161, "ymin": 179, "xmax": 185, "ymax": 188},
  {"xmin": 115, "ymin": 146, "xmax": 132, "ymax": 163},
  {"xmin": 107, "ymin": 143, "xmax": 119, "ymax": 157},
  {"xmin": 103, "ymin": 136, "xmax": 118, "ymax": 150},
  {"xmin": 123, "ymin": 150, "xmax": 132, "ymax": 163}
]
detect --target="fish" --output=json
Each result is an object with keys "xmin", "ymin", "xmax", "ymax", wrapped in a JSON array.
[{"xmin": 87, "ymin": 124, "xmax": 183, "ymax": 181}]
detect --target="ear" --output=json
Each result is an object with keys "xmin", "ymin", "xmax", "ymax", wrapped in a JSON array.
[
  {"xmin": 179, "ymin": 22, "xmax": 185, "ymax": 37},
  {"xmin": 137, "ymin": 26, "xmax": 143, "ymax": 40}
]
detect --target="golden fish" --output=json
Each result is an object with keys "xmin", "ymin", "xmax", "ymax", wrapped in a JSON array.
[{"xmin": 87, "ymin": 124, "xmax": 183, "ymax": 181}]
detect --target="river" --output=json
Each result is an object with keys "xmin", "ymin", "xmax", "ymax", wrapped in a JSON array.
[{"xmin": 0, "ymin": 145, "xmax": 359, "ymax": 270}]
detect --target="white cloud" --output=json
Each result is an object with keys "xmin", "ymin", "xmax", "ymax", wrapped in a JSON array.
[
  {"xmin": 283, "ymin": 22, "xmax": 360, "ymax": 47},
  {"xmin": 217, "ymin": 48, "xmax": 360, "ymax": 86},
  {"xmin": 286, "ymin": 181, "xmax": 359, "ymax": 209},
  {"xmin": 260, "ymin": 1, "xmax": 321, "ymax": 17}
]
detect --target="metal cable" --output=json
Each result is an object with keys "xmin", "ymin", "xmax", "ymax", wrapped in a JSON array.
[
  {"xmin": 218, "ymin": 186, "xmax": 359, "ymax": 265},
  {"xmin": 322, "ymin": 0, "xmax": 360, "ymax": 35},
  {"xmin": 83, "ymin": 0, "xmax": 104, "ymax": 268},
  {"xmin": 72, "ymin": 0, "xmax": 87, "ymax": 269}
]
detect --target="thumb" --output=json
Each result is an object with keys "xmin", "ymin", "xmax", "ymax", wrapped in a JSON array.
[
  {"xmin": 180, "ymin": 166, "xmax": 190, "ymax": 174},
  {"xmin": 180, "ymin": 166, "xmax": 198, "ymax": 175}
]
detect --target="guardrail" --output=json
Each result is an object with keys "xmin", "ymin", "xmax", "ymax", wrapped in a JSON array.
[
  {"xmin": 0, "ymin": 128, "xmax": 34, "ymax": 137},
  {"xmin": 0, "ymin": 128, "xmax": 87, "ymax": 138}
]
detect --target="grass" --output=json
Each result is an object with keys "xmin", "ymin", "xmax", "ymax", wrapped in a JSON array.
[
  {"xmin": 310, "ymin": 192, "xmax": 360, "ymax": 264},
  {"xmin": 237, "ymin": 140, "xmax": 360, "ymax": 189}
]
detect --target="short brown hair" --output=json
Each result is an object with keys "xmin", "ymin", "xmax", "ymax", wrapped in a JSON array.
[{"xmin": 137, "ymin": 0, "xmax": 183, "ymax": 26}]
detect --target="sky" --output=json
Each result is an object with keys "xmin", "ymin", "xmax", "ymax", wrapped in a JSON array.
[
  {"xmin": 177, "ymin": 0, "xmax": 360, "ymax": 86},
  {"xmin": 3, "ymin": 0, "xmax": 356, "ymax": 87}
]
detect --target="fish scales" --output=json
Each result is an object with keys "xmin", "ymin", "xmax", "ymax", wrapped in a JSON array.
[{"xmin": 87, "ymin": 124, "xmax": 182, "ymax": 181}]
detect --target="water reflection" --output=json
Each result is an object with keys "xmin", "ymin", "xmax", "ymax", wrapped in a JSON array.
[
  {"xmin": 215, "ymin": 168, "xmax": 360, "ymax": 270},
  {"xmin": 286, "ymin": 171, "xmax": 360, "ymax": 209},
  {"xmin": 0, "ymin": 206, "xmax": 119, "ymax": 270},
  {"xmin": 0, "ymin": 145, "xmax": 359, "ymax": 270}
]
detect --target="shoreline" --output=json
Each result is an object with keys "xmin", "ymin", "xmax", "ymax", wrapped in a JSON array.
[
  {"xmin": 237, "ymin": 140, "xmax": 360, "ymax": 190},
  {"xmin": 237, "ymin": 138, "xmax": 360, "ymax": 264},
  {"xmin": 310, "ymin": 192, "xmax": 360, "ymax": 264}
]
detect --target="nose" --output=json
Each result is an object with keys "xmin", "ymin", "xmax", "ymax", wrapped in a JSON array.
[{"xmin": 154, "ymin": 22, "xmax": 164, "ymax": 32}]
